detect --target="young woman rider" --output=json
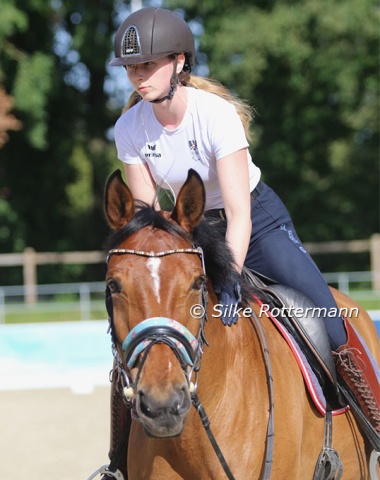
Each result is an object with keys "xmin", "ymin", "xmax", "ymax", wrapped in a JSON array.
[{"xmin": 108, "ymin": 7, "xmax": 379, "ymax": 433}]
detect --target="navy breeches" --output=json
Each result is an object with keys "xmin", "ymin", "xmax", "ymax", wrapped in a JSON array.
[{"xmin": 244, "ymin": 181, "xmax": 347, "ymax": 350}]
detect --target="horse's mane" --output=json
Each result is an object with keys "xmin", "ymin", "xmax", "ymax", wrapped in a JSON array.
[
  {"xmin": 105, "ymin": 205, "xmax": 261, "ymax": 302},
  {"xmin": 105, "ymin": 204, "xmax": 186, "ymax": 251}
]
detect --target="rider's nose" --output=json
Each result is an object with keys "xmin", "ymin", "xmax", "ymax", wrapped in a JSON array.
[{"xmin": 131, "ymin": 65, "xmax": 143, "ymax": 79}]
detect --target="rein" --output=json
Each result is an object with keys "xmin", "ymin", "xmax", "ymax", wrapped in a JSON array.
[{"xmin": 91, "ymin": 246, "xmax": 275, "ymax": 480}]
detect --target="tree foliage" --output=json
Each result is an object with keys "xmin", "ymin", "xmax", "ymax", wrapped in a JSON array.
[
  {"xmin": 0, "ymin": 0, "xmax": 121, "ymax": 262},
  {"xmin": 0, "ymin": 0, "xmax": 378, "ymax": 284},
  {"xmin": 167, "ymin": 0, "xmax": 379, "ymax": 245}
]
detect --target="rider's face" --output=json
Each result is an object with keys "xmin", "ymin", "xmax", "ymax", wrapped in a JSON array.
[{"xmin": 126, "ymin": 54, "xmax": 185, "ymax": 102}]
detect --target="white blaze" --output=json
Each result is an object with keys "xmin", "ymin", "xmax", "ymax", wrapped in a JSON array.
[{"xmin": 146, "ymin": 257, "xmax": 161, "ymax": 303}]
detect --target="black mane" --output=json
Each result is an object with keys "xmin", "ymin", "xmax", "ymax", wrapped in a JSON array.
[
  {"xmin": 105, "ymin": 205, "xmax": 260, "ymax": 301},
  {"xmin": 105, "ymin": 204, "xmax": 188, "ymax": 251}
]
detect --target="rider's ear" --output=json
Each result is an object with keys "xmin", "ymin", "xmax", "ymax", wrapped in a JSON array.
[
  {"xmin": 104, "ymin": 170, "xmax": 135, "ymax": 230},
  {"xmin": 171, "ymin": 169, "xmax": 205, "ymax": 232},
  {"xmin": 176, "ymin": 53, "xmax": 186, "ymax": 74}
]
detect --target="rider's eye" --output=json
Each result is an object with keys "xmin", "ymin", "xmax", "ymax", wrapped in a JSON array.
[
  {"xmin": 192, "ymin": 275, "xmax": 207, "ymax": 291},
  {"xmin": 107, "ymin": 279, "xmax": 121, "ymax": 294}
]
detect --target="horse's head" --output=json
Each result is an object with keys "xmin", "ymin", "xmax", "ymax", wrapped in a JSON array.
[{"xmin": 104, "ymin": 169, "xmax": 208, "ymax": 438}]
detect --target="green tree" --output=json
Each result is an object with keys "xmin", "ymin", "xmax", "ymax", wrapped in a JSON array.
[
  {"xmin": 0, "ymin": 1, "xmax": 121, "ymax": 257},
  {"xmin": 0, "ymin": 0, "xmax": 127, "ymax": 284},
  {"xmin": 167, "ymin": 0, "xmax": 379, "ymax": 251}
]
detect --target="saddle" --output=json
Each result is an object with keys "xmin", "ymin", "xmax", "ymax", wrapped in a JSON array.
[{"xmin": 243, "ymin": 268, "xmax": 342, "ymax": 409}]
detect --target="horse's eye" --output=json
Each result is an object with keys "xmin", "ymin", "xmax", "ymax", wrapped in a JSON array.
[
  {"xmin": 192, "ymin": 275, "xmax": 207, "ymax": 291},
  {"xmin": 107, "ymin": 279, "xmax": 121, "ymax": 294}
]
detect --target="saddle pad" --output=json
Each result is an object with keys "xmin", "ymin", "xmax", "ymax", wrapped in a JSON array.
[{"xmin": 254, "ymin": 296, "xmax": 349, "ymax": 417}]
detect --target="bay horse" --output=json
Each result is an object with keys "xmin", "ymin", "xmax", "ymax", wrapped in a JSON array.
[{"xmin": 103, "ymin": 168, "xmax": 379, "ymax": 480}]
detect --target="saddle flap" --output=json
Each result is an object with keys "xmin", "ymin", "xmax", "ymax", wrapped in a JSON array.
[{"xmin": 263, "ymin": 284, "xmax": 338, "ymax": 387}]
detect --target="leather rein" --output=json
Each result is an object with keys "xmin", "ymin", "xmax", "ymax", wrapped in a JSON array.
[{"xmin": 88, "ymin": 247, "xmax": 275, "ymax": 480}]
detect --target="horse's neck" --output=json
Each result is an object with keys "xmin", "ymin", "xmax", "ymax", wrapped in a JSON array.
[{"xmin": 198, "ymin": 300, "xmax": 264, "ymax": 404}]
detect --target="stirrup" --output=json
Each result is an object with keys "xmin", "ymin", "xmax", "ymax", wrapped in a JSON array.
[
  {"xmin": 313, "ymin": 411, "xmax": 343, "ymax": 480},
  {"xmin": 86, "ymin": 464, "xmax": 125, "ymax": 480}
]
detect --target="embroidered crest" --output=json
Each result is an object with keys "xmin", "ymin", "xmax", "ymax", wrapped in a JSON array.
[{"xmin": 188, "ymin": 140, "xmax": 202, "ymax": 162}]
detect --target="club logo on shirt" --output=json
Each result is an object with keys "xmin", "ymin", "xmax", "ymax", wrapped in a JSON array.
[
  {"xmin": 145, "ymin": 144, "xmax": 161, "ymax": 158},
  {"xmin": 188, "ymin": 140, "xmax": 202, "ymax": 162}
]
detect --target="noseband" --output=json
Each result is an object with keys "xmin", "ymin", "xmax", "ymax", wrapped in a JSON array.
[{"xmin": 123, "ymin": 317, "xmax": 198, "ymax": 370}]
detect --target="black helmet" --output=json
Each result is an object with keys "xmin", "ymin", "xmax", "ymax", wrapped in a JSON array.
[{"xmin": 109, "ymin": 7, "xmax": 195, "ymax": 69}]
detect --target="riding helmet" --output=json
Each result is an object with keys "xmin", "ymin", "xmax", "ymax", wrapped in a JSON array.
[{"xmin": 109, "ymin": 7, "xmax": 195, "ymax": 70}]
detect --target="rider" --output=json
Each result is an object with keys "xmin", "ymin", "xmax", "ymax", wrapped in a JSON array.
[{"xmin": 109, "ymin": 7, "xmax": 379, "ymax": 433}]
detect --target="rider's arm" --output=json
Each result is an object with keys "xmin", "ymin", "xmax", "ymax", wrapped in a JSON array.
[
  {"xmin": 123, "ymin": 163, "xmax": 160, "ymax": 209},
  {"xmin": 216, "ymin": 148, "xmax": 252, "ymax": 273}
]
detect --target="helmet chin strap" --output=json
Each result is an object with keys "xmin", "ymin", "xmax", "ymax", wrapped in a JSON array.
[{"xmin": 150, "ymin": 59, "xmax": 179, "ymax": 104}]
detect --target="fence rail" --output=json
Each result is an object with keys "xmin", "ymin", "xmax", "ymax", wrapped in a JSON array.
[
  {"xmin": 0, "ymin": 282, "xmax": 106, "ymax": 324},
  {"xmin": 0, "ymin": 234, "xmax": 379, "ymax": 305},
  {"xmin": 0, "ymin": 271, "xmax": 379, "ymax": 324}
]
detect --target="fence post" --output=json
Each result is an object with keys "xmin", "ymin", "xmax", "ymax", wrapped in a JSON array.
[
  {"xmin": 23, "ymin": 247, "xmax": 37, "ymax": 304},
  {"xmin": 80, "ymin": 283, "xmax": 91, "ymax": 320},
  {"xmin": 337, "ymin": 273, "xmax": 350, "ymax": 295},
  {"xmin": 370, "ymin": 234, "xmax": 380, "ymax": 291},
  {"xmin": 0, "ymin": 288, "xmax": 5, "ymax": 324}
]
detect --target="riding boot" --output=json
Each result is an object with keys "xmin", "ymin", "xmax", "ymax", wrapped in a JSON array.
[{"xmin": 333, "ymin": 319, "xmax": 380, "ymax": 434}]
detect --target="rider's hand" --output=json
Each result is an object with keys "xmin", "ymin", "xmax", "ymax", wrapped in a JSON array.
[{"xmin": 214, "ymin": 282, "xmax": 242, "ymax": 326}]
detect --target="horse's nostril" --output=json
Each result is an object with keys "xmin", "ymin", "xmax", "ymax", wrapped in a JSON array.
[
  {"xmin": 170, "ymin": 387, "xmax": 189, "ymax": 415},
  {"xmin": 139, "ymin": 392, "xmax": 154, "ymax": 418},
  {"xmin": 171, "ymin": 401, "xmax": 181, "ymax": 415},
  {"xmin": 137, "ymin": 386, "xmax": 190, "ymax": 420}
]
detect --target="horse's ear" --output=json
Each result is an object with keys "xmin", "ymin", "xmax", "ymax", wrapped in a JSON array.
[
  {"xmin": 104, "ymin": 170, "xmax": 135, "ymax": 230},
  {"xmin": 171, "ymin": 169, "xmax": 205, "ymax": 232}
]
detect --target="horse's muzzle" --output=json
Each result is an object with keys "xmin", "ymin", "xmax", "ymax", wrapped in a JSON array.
[{"xmin": 135, "ymin": 382, "xmax": 191, "ymax": 438}]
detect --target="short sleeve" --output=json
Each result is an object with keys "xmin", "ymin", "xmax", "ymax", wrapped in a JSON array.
[
  {"xmin": 206, "ymin": 97, "xmax": 249, "ymax": 160},
  {"xmin": 114, "ymin": 111, "xmax": 146, "ymax": 165}
]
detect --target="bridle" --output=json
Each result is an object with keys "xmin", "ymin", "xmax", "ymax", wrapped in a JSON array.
[
  {"xmin": 98, "ymin": 245, "xmax": 239, "ymax": 480},
  {"xmin": 106, "ymin": 246, "xmax": 208, "ymax": 401}
]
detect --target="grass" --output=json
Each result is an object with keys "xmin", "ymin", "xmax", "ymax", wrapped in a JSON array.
[
  {"xmin": 2, "ymin": 301, "xmax": 107, "ymax": 324},
  {"xmin": 348, "ymin": 292, "xmax": 380, "ymax": 311},
  {"xmin": 4, "ymin": 309, "xmax": 107, "ymax": 324},
  {"xmin": 351, "ymin": 298, "xmax": 380, "ymax": 311}
]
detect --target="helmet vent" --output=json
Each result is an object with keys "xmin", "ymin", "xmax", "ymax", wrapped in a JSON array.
[{"xmin": 122, "ymin": 26, "xmax": 141, "ymax": 56}]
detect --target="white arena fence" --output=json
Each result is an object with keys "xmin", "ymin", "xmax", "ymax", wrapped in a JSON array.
[{"xmin": 0, "ymin": 271, "xmax": 379, "ymax": 325}]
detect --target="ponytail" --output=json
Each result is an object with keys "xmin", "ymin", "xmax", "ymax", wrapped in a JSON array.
[{"xmin": 184, "ymin": 76, "xmax": 254, "ymax": 141}]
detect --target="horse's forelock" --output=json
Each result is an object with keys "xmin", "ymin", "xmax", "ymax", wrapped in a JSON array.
[{"xmin": 105, "ymin": 206, "xmax": 189, "ymax": 251}]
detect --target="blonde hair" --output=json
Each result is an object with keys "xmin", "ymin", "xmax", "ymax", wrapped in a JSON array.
[{"xmin": 123, "ymin": 74, "xmax": 254, "ymax": 141}]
